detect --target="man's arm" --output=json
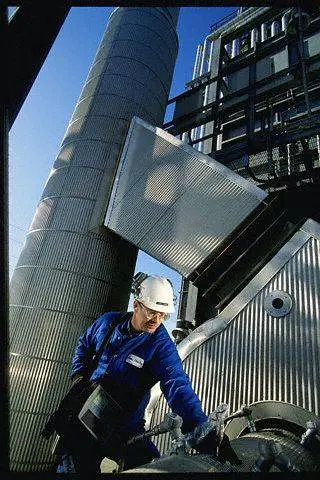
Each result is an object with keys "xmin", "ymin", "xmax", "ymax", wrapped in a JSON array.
[
  {"xmin": 151, "ymin": 337, "xmax": 207, "ymax": 433},
  {"xmin": 71, "ymin": 314, "xmax": 107, "ymax": 379}
]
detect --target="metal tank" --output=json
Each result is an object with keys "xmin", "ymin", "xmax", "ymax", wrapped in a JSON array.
[
  {"xmin": 123, "ymin": 430, "xmax": 319, "ymax": 473},
  {"xmin": 145, "ymin": 219, "xmax": 320, "ymax": 456},
  {"xmin": 9, "ymin": 7, "xmax": 179, "ymax": 471}
]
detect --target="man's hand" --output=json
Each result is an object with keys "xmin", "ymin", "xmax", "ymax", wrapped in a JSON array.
[
  {"xmin": 196, "ymin": 431, "xmax": 242, "ymax": 465},
  {"xmin": 71, "ymin": 374, "xmax": 84, "ymax": 387},
  {"xmin": 195, "ymin": 428, "xmax": 218, "ymax": 454},
  {"xmin": 217, "ymin": 434, "xmax": 242, "ymax": 464}
]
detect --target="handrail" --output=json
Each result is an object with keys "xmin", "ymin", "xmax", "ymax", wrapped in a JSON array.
[{"xmin": 210, "ymin": 9, "xmax": 239, "ymax": 33}]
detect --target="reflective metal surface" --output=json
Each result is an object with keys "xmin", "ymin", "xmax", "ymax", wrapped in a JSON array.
[
  {"xmin": 146, "ymin": 219, "xmax": 320, "ymax": 454},
  {"xmin": 106, "ymin": 117, "xmax": 267, "ymax": 277},
  {"xmin": 9, "ymin": 7, "xmax": 179, "ymax": 470}
]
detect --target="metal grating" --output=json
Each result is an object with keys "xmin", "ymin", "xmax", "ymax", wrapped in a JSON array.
[
  {"xmin": 147, "ymin": 219, "xmax": 320, "ymax": 454},
  {"xmin": 230, "ymin": 136, "xmax": 320, "ymax": 191},
  {"xmin": 106, "ymin": 117, "xmax": 267, "ymax": 277}
]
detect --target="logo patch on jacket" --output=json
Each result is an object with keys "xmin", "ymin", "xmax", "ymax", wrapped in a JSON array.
[{"xmin": 126, "ymin": 354, "xmax": 144, "ymax": 368}]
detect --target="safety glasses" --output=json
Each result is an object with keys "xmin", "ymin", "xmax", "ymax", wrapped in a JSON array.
[{"xmin": 138, "ymin": 302, "xmax": 166, "ymax": 320}]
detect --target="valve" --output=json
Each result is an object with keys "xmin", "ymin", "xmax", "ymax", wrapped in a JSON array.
[
  {"xmin": 186, "ymin": 404, "xmax": 229, "ymax": 456},
  {"xmin": 300, "ymin": 418, "xmax": 320, "ymax": 448},
  {"xmin": 126, "ymin": 412, "xmax": 184, "ymax": 449},
  {"xmin": 225, "ymin": 404, "xmax": 256, "ymax": 432}
]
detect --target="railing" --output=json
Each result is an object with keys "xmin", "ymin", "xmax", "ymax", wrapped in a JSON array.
[{"xmin": 210, "ymin": 9, "xmax": 239, "ymax": 33}]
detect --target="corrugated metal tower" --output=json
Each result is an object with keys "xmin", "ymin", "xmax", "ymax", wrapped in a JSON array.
[{"xmin": 9, "ymin": 7, "xmax": 179, "ymax": 471}]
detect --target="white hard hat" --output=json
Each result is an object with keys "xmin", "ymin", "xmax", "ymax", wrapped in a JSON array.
[{"xmin": 133, "ymin": 274, "xmax": 176, "ymax": 314}]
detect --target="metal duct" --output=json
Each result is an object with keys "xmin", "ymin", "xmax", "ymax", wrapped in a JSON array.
[
  {"xmin": 105, "ymin": 117, "xmax": 267, "ymax": 277},
  {"xmin": 199, "ymin": 39, "xmax": 214, "ymax": 154},
  {"xmin": 9, "ymin": 7, "xmax": 179, "ymax": 471},
  {"xmin": 145, "ymin": 219, "xmax": 320, "ymax": 454}
]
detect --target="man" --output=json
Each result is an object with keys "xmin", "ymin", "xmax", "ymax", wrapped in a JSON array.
[{"xmin": 57, "ymin": 273, "xmax": 211, "ymax": 473}]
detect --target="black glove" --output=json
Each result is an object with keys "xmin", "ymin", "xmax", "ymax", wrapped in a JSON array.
[
  {"xmin": 41, "ymin": 375, "xmax": 91, "ymax": 440},
  {"xmin": 218, "ymin": 434, "xmax": 242, "ymax": 465},
  {"xmin": 196, "ymin": 431, "xmax": 242, "ymax": 465},
  {"xmin": 71, "ymin": 373, "xmax": 85, "ymax": 387},
  {"xmin": 195, "ymin": 428, "xmax": 219, "ymax": 454}
]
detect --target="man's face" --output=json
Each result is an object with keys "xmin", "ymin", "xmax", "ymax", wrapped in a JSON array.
[{"xmin": 132, "ymin": 300, "xmax": 166, "ymax": 333}]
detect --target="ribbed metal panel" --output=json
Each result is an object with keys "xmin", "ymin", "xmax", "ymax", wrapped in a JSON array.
[
  {"xmin": 99, "ymin": 72, "xmax": 167, "ymax": 108},
  {"xmin": 10, "ymin": 267, "xmax": 113, "ymax": 317},
  {"xmin": 62, "ymin": 115, "xmax": 129, "ymax": 146},
  {"xmin": 72, "ymin": 94, "xmax": 161, "ymax": 125},
  {"xmin": 16, "ymin": 230, "xmax": 135, "ymax": 280},
  {"xmin": 54, "ymin": 140, "xmax": 122, "ymax": 170},
  {"xmin": 108, "ymin": 23, "xmax": 177, "ymax": 66},
  {"xmin": 10, "ymin": 355, "xmax": 71, "ymax": 413},
  {"xmin": 10, "ymin": 357, "xmax": 72, "ymax": 471},
  {"xmin": 95, "ymin": 57, "xmax": 169, "ymax": 99},
  {"xmin": 9, "ymin": 7, "xmax": 179, "ymax": 470},
  {"xmin": 41, "ymin": 166, "xmax": 103, "ymax": 200},
  {"xmin": 10, "ymin": 307, "xmax": 92, "ymax": 360},
  {"xmin": 106, "ymin": 40, "xmax": 173, "ymax": 85},
  {"xmin": 90, "ymin": 21, "xmax": 175, "ymax": 67},
  {"xmin": 10, "ymin": 411, "xmax": 54, "ymax": 471},
  {"xmin": 148, "ymin": 220, "xmax": 320, "ymax": 453},
  {"xmin": 108, "ymin": 8, "xmax": 179, "ymax": 59},
  {"xmin": 29, "ymin": 197, "xmax": 95, "ymax": 233},
  {"xmin": 106, "ymin": 117, "xmax": 267, "ymax": 276}
]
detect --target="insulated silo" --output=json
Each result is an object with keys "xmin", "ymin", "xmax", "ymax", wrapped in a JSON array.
[{"xmin": 9, "ymin": 7, "xmax": 179, "ymax": 471}]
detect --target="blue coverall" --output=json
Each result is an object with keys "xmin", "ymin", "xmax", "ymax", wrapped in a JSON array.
[{"xmin": 60, "ymin": 311, "xmax": 207, "ymax": 472}]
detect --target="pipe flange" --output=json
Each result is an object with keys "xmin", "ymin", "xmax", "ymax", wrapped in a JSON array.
[{"xmin": 264, "ymin": 290, "xmax": 293, "ymax": 317}]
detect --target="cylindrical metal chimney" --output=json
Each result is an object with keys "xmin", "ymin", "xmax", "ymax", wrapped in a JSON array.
[{"xmin": 9, "ymin": 6, "xmax": 179, "ymax": 471}]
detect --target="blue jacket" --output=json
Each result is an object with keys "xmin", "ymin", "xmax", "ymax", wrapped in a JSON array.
[{"xmin": 71, "ymin": 311, "xmax": 207, "ymax": 437}]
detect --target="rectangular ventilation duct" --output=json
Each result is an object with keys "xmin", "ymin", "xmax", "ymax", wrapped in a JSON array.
[{"xmin": 105, "ymin": 117, "xmax": 267, "ymax": 277}]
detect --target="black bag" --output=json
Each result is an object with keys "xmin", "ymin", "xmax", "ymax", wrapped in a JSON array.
[
  {"xmin": 78, "ymin": 384, "xmax": 125, "ymax": 445},
  {"xmin": 41, "ymin": 377, "xmax": 94, "ymax": 441},
  {"xmin": 41, "ymin": 313, "xmax": 129, "ymax": 444}
]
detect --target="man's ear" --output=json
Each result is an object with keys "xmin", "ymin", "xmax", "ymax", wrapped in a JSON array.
[{"xmin": 133, "ymin": 300, "xmax": 139, "ymax": 311}]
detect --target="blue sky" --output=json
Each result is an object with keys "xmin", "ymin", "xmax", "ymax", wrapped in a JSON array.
[{"xmin": 8, "ymin": 6, "xmax": 237, "ymax": 334}]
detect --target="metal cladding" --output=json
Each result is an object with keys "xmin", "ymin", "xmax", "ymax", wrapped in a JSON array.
[
  {"xmin": 124, "ymin": 453, "xmax": 235, "ymax": 472},
  {"xmin": 146, "ymin": 219, "xmax": 320, "ymax": 454},
  {"xmin": 106, "ymin": 117, "xmax": 267, "ymax": 277},
  {"xmin": 124, "ymin": 430, "xmax": 319, "ymax": 472},
  {"xmin": 9, "ymin": 7, "xmax": 179, "ymax": 471}
]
